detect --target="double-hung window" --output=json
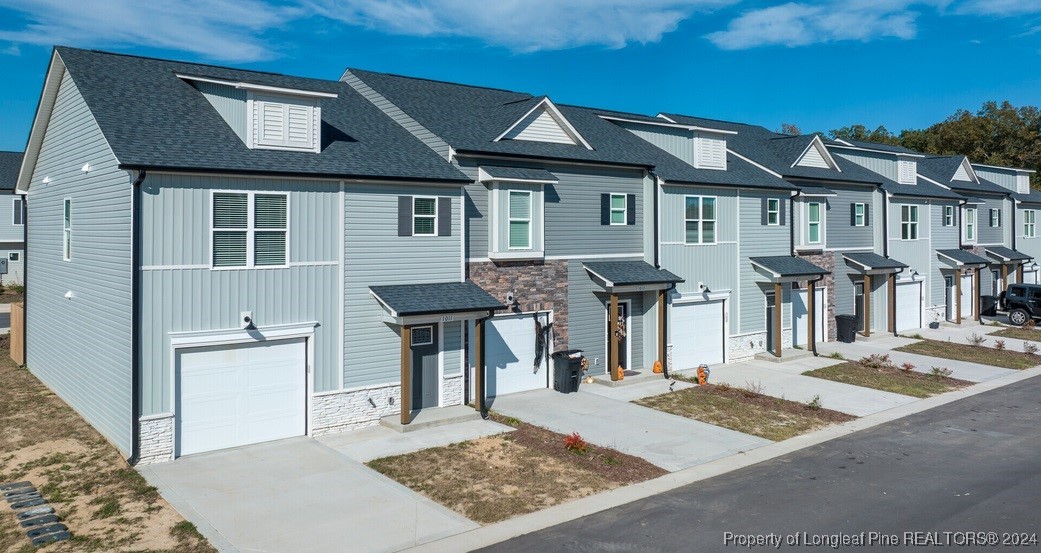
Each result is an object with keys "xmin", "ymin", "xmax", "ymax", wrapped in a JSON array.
[
  {"xmin": 13, "ymin": 198, "xmax": 23, "ymax": 226},
  {"xmin": 853, "ymin": 203, "xmax": 866, "ymax": 227},
  {"xmin": 965, "ymin": 208, "xmax": 977, "ymax": 241},
  {"xmin": 944, "ymin": 205, "xmax": 954, "ymax": 226},
  {"xmin": 212, "ymin": 192, "xmax": 288, "ymax": 268},
  {"xmin": 1025, "ymin": 210, "xmax": 1036, "ymax": 238},
  {"xmin": 807, "ymin": 202, "xmax": 821, "ymax": 244},
  {"xmin": 62, "ymin": 198, "xmax": 71, "ymax": 261},
  {"xmin": 766, "ymin": 198, "xmax": 780, "ymax": 225},
  {"xmin": 901, "ymin": 205, "xmax": 918, "ymax": 240},
  {"xmin": 413, "ymin": 197, "xmax": 437, "ymax": 236},
  {"xmin": 684, "ymin": 196, "xmax": 716, "ymax": 245},
  {"xmin": 508, "ymin": 190, "xmax": 532, "ymax": 249},
  {"xmin": 609, "ymin": 194, "xmax": 627, "ymax": 225},
  {"xmin": 990, "ymin": 208, "xmax": 1001, "ymax": 228}
]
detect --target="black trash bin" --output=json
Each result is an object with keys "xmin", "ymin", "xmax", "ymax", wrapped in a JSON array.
[
  {"xmin": 836, "ymin": 314, "xmax": 858, "ymax": 343},
  {"xmin": 552, "ymin": 349, "xmax": 584, "ymax": 393},
  {"xmin": 980, "ymin": 295, "xmax": 998, "ymax": 317}
]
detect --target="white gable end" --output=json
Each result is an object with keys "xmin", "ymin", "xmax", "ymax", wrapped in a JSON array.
[
  {"xmin": 794, "ymin": 139, "xmax": 839, "ymax": 171},
  {"xmin": 953, "ymin": 163, "xmax": 971, "ymax": 182},
  {"xmin": 503, "ymin": 107, "xmax": 577, "ymax": 145}
]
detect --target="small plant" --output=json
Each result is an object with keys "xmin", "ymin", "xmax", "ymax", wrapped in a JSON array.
[
  {"xmin": 1025, "ymin": 342, "xmax": 1039, "ymax": 355},
  {"xmin": 806, "ymin": 394, "xmax": 822, "ymax": 411},
  {"xmin": 602, "ymin": 455, "xmax": 620, "ymax": 466},
  {"xmin": 171, "ymin": 520, "xmax": 205, "ymax": 542},
  {"xmin": 1025, "ymin": 319, "xmax": 1037, "ymax": 330},
  {"xmin": 899, "ymin": 362, "xmax": 915, "ymax": 374},
  {"xmin": 994, "ymin": 339, "xmax": 1006, "ymax": 351},
  {"xmin": 90, "ymin": 495, "xmax": 121, "ymax": 519},
  {"xmin": 716, "ymin": 382, "xmax": 733, "ymax": 392},
  {"xmin": 859, "ymin": 353, "xmax": 893, "ymax": 370},
  {"xmin": 930, "ymin": 366, "xmax": 954, "ymax": 380},
  {"xmin": 743, "ymin": 380, "xmax": 764, "ymax": 396},
  {"xmin": 908, "ymin": 333, "xmax": 924, "ymax": 340},
  {"xmin": 966, "ymin": 333, "xmax": 987, "ymax": 347},
  {"xmin": 828, "ymin": 352, "xmax": 845, "ymax": 360},
  {"xmin": 563, "ymin": 432, "xmax": 588, "ymax": 455}
]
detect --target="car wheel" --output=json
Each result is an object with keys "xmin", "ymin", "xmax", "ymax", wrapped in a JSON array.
[{"xmin": 1009, "ymin": 308, "xmax": 1029, "ymax": 326}]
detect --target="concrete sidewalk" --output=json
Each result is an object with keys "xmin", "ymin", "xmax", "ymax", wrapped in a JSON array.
[
  {"xmin": 488, "ymin": 388, "xmax": 771, "ymax": 472},
  {"xmin": 319, "ymin": 418, "xmax": 515, "ymax": 463}
]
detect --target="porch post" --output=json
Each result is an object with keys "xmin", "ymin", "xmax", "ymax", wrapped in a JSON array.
[
  {"xmin": 955, "ymin": 269, "xmax": 962, "ymax": 325},
  {"xmin": 609, "ymin": 293, "xmax": 620, "ymax": 380},
  {"xmin": 473, "ymin": 318, "xmax": 485, "ymax": 414},
  {"xmin": 773, "ymin": 283, "xmax": 782, "ymax": 357},
  {"xmin": 658, "ymin": 289, "xmax": 667, "ymax": 375},
  {"xmin": 1001, "ymin": 264, "xmax": 1009, "ymax": 292},
  {"xmin": 974, "ymin": 267, "xmax": 981, "ymax": 321},
  {"xmin": 1017, "ymin": 263, "xmax": 1024, "ymax": 283},
  {"xmin": 400, "ymin": 325, "xmax": 411, "ymax": 425},
  {"xmin": 888, "ymin": 273, "xmax": 896, "ymax": 335},
  {"xmin": 864, "ymin": 274, "xmax": 872, "ymax": 337},
  {"xmin": 807, "ymin": 280, "xmax": 816, "ymax": 352}
]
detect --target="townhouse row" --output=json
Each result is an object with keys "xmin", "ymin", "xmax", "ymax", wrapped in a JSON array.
[{"xmin": 13, "ymin": 47, "xmax": 1038, "ymax": 464}]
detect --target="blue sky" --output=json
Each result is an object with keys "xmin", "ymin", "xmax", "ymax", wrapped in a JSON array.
[{"xmin": 1, "ymin": 0, "xmax": 1040, "ymax": 152}]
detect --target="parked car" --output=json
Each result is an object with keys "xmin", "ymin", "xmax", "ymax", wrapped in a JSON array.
[{"xmin": 1002, "ymin": 284, "xmax": 1041, "ymax": 325}]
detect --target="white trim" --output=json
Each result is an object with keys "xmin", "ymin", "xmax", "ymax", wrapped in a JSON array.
[
  {"xmin": 805, "ymin": 200, "xmax": 823, "ymax": 245},
  {"xmin": 338, "ymin": 181, "xmax": 346, "ymax": 392},
  {"xmin": 609, "ymin": 193, "xmax": 627, "ymax": 226},
  {"xmin": 853, "ymin": 202, "xmax": 867, "ymax": 227},
  {"xmin": 598, "ymin": 114, "xmax": 738, "ymax": 135},
  {"xmin": 288, "ymin": 261, "xmax": 338, "ymax": 267},
  {"xmin": 489, "ymin": 251, "xmax": 545, "ymax": 261},
  {"xmin": 827, "ymin": 142, "xmax": 926, "ymax": 158},
  {"xmin": 792, "ymin": 135, "xmax": 842, "ymax": 172},
  {"xmin": 62, "ymin": 197, "xmax": 71, "ymax": 261},
  {"xmin": 477, "ymin": 167, "xmax": 557, "ymax": 185},
  {"xmin": 767, "ymin": 198, "xmax": 781, "ymax": 226},
  {"xmin": 493, "ymin": 97, "xmax": 593, "ymax": 150},
  {"xmin": 176, "ymin": 73, "xmax": 338, "ymax": 99},
  {"xmin": 507, "ymin": 189, "xmax": 533, "ymax": 250},
  {"xmin": 460, "ymin": 194, "xmax": 466, "ymax": 282},
  {"xmin": 437, "ymin": 322, "xmax": 444, "ymax": 408},
  {"xmin": 604, "ymin": 299, "xmax": 633, "ymax": 372},
  {"xmin": 683, "ymin": 195, "xmax": 717, "ymax": 245},
  {"xmin": 411, "ymin": 195, "xmax": 438, "ymax": 237},
  {"xmin": 726, "ymin": 149, "xmax": 783, "ymax": 178},
  {"xmin": 210, "ymin": 190, "xmax": 290, "ymax": 269},
  {"xmin": 971, "ymin": 162, "xmax": 1036, "ymax": 174}
]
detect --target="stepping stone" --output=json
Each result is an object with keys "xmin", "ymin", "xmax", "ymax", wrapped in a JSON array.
[
  {"xmin": 5, "ymin": 492, "xmax": 41, "ymax": 503},
  {"xmin": 17, "ymin": 506, "xmax": 54, "ymax": 520},
  {"xmin": 31, "ymin": 531, "xmax": 71, "ymax": 546},
  {"xmin": 20, "ymin": 514, "xmax": 59, "ymax": 528},
  {"xmin": 0, "ymin": 481, "xmax": 33, "ymax": 492},
  {"xmin": 10, "ymin": 498, "xmax": 46, "ymax": 509},
  {"xmin": 26, "ymin": 523, "xmax": 67, "ymax": 539},
  {"xmin": 3, "ymin": 487, "xmax": 37, "ymax": 499}
]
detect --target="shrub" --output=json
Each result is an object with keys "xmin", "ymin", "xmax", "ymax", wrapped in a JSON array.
[
  {"xmin": 743, "ymin": 380, "xmax": 764, "ymax": 397},
  {"xmin": 931, "ymin": 366, "xmax": 953, "ymax": 380},
  {"xmin": 563, "ymin": 432, "xmax": 588, "ymax": 455},
  {"xmin": 859, "ymin": 353, "xmax": 893, "ymax": 370},
  {"xmin": 899, "ymin": 362, "xmax": 915, "ymax": 374},
  {"xmin": 966, "ymin": 333, "xmax": 986, "ymax": 347},
  {"xmin": 828, "ymin": 352, "xmax": 845, "ymax": 360},
  {"xmin": 994, "ymin": 339, "xmax": 1006, "ymax": 351},
  {"xmin": 1025, "ymin": 342, "xmax": 1039, "ymax": 355},
  {"xmin": 806, "ymin": 395, "xmax": 822, "ymax": 411}
]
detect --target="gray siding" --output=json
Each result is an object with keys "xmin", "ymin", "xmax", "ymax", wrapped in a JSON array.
[
  {"xmin": 833, "ymin": 150, "xmax": 898, "ymax": 182},
  {"xmin": 974, "ymin": 167, "xmax": 1016, "ymax": 191},
  {"xmin": 826, "ymin": 184, "xmax": 875, "ymax": 249},
  {"xmin": 931, "ymin": 201, "xmax": 960, "ymax": 307},
  {"xmin": 567, "ymin": 259, "xmax": 646, "ymax": 375},
  {"xmin": 138, "ymin": 174, "xmax": 342, "ymax": 415},
  {"xmin": 1017, "ymin": 206, "xmax": 1041, "ymax": 263},
  {"xmin": 194, "ymin": 81, "xmax": 247, "ymax": 144},
  {"xmin": 739, "ymin": 189, "xmax": 792, "ymax": 334},
  {"xmin": 443, "ymin": 321, "xmax": 464, "ymax": 375},
  {"xmin": 977, "ymin": 194, "xmax": 1005, "ymax": 245},
  {"xmin": 25, "ymin": 70, "xmax": 134, "ymax": 455},
  {"xmin": 619, "ymin": 122, "xmax": 693, "ymax": 165},
  {"xmin": 0, "ymin": 194, "xmax": 25, "ymax": 242},
  {"xmin": 889, "ymin": 199, "xmax": 932, "ymax": 322},
  {"xmin": 345, "ymin": 183, "xmax": 462, "ymax": 388}
]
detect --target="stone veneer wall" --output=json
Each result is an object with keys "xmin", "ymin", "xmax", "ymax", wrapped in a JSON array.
[
  {"xmin": 468, "ymin": 259, "xmax": 569, "ymax": 351},
  {"xmin": 795, "ymin": 251, "xmax": 838, "ymax": 341},
  {"xmin": 312, "ymin": 385, "xmax": 400, "ymax": 436},
  {"xmin": 727, "ymin": 329, "xmax": 792, "ymax": 361},
  {"xmin": 136, "ymin": 415, "xmax": 174, "ymax": 465}
]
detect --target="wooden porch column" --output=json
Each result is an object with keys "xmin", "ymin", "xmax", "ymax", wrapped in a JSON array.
[
  {"xmin": 955, "ymin": 269, "xmax": 962, "ymax": 325},
  {"xmin": 974, "ymin": 267, "xmax": 981, "ymax": 321},
  {"xmin": 473, "ymin": 318, "xmax": 485, "ymax": 414},
  {"xmin": 1001, "ymin": 264, "xmax": 1009, "ymax": 292},
  {"xmin": 863, "ymin": 274, "xmax": 872, "ymax": 337},
  {"xmin": 609, "ymin": 293, "xmax": 620, "ymax": 380},
  {"xmin": 888, "ymin": 273, "xmax": 896, "ymax": 334},
  {"xmin": 773, "ymin": 283, "xmax": 782, "ymax": 357},
  {"xmin": 1017, "ymin": 264, "xmax": 1024, "ymax": 283},
  {"xmin": 807, "ymin": 280, "xmax": 816, "ymax": 352},
  {"xmin": 400, "ymin": 325, "xmax": 411, "ymax": 425},
  {"xmin": 658, "ymin": 289, "xmax": 667, "ymax": 374}
]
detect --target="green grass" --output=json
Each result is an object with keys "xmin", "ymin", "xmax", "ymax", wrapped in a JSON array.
[
  {"xmin": 803, "ymin": 362, "xmax": 969, "ymax": 398},
  {"xmin": 895, "ymin": 339, "xmax": 1041, "ymax": 370}
]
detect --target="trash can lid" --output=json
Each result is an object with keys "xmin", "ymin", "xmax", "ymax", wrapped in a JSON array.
[
  {"xmin": 552, "ymin": 349, "xmax": 584, "ymax": 357},
  {"xmin": 836, "ymin": 314, "xmax": 857, "ymax": 320}
]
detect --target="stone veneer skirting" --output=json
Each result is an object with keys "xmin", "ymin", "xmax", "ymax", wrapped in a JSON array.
[
  {"xmin": 728, "ymin": 329, "xmax": 792, "ymax": 361},
  {"xmin": 136, "ymin": 414, "xmax": 174, "ymax": 465},
  {"xmin": 468, "ymin": 259, "xmax": 569, "ymax": 351},
  {"xmin": 795, "ymin": 251, "xmax": 838, "ymax": 341}
]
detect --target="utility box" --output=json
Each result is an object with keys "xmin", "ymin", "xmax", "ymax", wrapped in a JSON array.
[{"xmin": 552, "ymin": 349, "xmax": 584, "ymax": 393}]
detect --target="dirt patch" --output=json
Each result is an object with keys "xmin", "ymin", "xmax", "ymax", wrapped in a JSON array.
[
  {"xmin": 989, "ymin": 326, "xmax": 1041, "ymax": 343},
  {"xmin": 803, "ymin": 354, "xmax": 973, "ymax": 398},
  {"xmin": 636, "ymin": 382, "xmax": 855, "ymax": 441},
  {"xmin": 0, "ymin": 347, "xmax": 214, "ymax": 552},
  {"xmin": 366, "ymin": 414, "xmax": 666, "ymax": 524},
  {"xmin": 895, "ymin": 338, "xmax": 1041, "ymax": 370}
]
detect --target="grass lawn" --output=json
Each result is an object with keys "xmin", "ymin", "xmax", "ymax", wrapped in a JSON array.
[
  {"xmin": 895, "ymin": 338, "xmax": 1041, "ymax": 370},
  {"xmin": 635, "ymin": 383, "xmax": 855, "ymax": 441},
  {"xmin": 989, "ymin": 326, "xmax": 1041, "ymax": 342},
  {"xmin": 366, "ymin": 414, "xmax": 666, "ymax": 524},
  {"xmin": 0, "ymin": 338, "xmax": 214, "ymax": 552},
  {"xmin": 803, "ymin": 360, "xmax": 972, "ymax": 398}
]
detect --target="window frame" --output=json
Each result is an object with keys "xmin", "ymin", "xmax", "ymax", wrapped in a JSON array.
[
  {"xmin": 806, "ymin": 201, "xmax": 822, "ymax": 244},
  {"xmin": 8, "ymin": 252, "xmax": 18, "ymax": 262},
  {"xmin": 965, "ymin": 207, "xmax": 977, "ymax": 242},
  {"xmin": 684, "ymin": 195, "xmax": 717, "ymax": 245},
  {"xmin": 210, "ymin": 190, "xmax": 290, "ymax": 269},
  {"xmin": 507, "ymin": 189, "xmax": 533, "ymax": 250},
  {"xmin": 12, "ymin": 197, "xmax": 23, "ymax": 226},
  {"xmin": 853, "ymin": 202, "xmax": 866, "ymax": 227},
  {"xmin": 944, "ymin": 205, "xmax": 954, "ymax": 227},
  {"xmin": 1025, "ymin": 210, "xmax": 1037, "ymax": 238},
  {"xmin": 766, "ymin": 198, "xmax": 780, "ymax": 226},
  {"xmin": 990, "ymin": 208, "xmax": 1000, "ymax": 228},
  {"xmin": 609, "ymin": 193, "xmax": 627, "ymax": 226},
  {"xmin": 412, "ymin": 196, "xmax": 438, "ymax": 237},
  {"xmin": 62, "ymin": 197, "xmax": 71, "ymax": 262},
  {"xmin": 900, "ymin": 205, "xmax": 919, "ymax": 240}
]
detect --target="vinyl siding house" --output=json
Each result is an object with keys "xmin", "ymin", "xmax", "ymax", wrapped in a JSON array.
[
  {"xmin": 970, "ymin": 163, "xmax": 1041, "ymax": 285},
  {"xmin": 16, "ymin": 48, "xmax": 501, "ymax": 464},
  {"xmin": 0, "ymin": 151, "xmax": 26, "ymax": 285}
]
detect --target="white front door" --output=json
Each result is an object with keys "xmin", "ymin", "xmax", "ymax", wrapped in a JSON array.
[
  {"xmin": 485, "ymin": 314, "xmax": 548, "ymax": 397},
  {"xmin": 792, "ymin": 287, "xmax": 826, "ymax": 347},
  {"xmin": 177, "ymin": 339, "xmax": 307, "ymax": 457},
  {"xmin": 895, "ymin": 281, "xmax": 922, "ymax": 332},
  {"xmin": 671, "ymin": 300, "xmax": 725, "ymax": 369},
  {"xmin": 961, "ymin": 273, "xmax": 974, "ymax": 318}
]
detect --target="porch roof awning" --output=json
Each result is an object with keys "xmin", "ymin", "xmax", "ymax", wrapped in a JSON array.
[
  {"xmin": 798, "ymin": 185, "xmax": 837, "ymax": 197},
  {"xmin": 983, "ymin": 246, "xmax": 1032, "ymax": 263},
  {"xmin": 370, "ymin": 281, "xmax": 505, "ymax": 323},
  {"xmin": 584, "ymin": 260, "xmax": 683, "ymax": 292},
  {"xmin": 750, "ymin": 256, "xmax": 829, "ymax": 282},
  {"xmin": 478, "ymin": 165, "xmax": 558, "ymax": 184},
  {"xmin": 936, "ymin": 249, "xmax": 990, "ymax": 268},
  {"xmin": 842, "ymin": 252, "xmax": 908, "ymax": 274},
  {"xmin": 962, "ymin": 196, "xmax": 987, "ymax": 205}
]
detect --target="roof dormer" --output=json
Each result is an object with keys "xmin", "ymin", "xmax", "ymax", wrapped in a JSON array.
[
  {"xmin": 179, "ymin": 74, "xmax": 337, "ymax": 153},
  {"xmin": 1017, "ymin": 173, "xmax": 1031, "ymax": 194},
  {"xmin": 495, "ymin": 97, "xmax": 592, "ymax": 149},
  {"xmin": 793, "ymin": 135, "xmax": 841, "ymax": 171},
  {"xmin": 693, "ymin": 131, "xmax": 727, "ymax": 170}
]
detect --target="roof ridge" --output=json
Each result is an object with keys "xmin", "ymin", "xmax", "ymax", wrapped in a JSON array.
[
  {"xmin": 346, "ymin": 67, "xmax": 535, "ymax": 96},
  {"xmin": 56, "ymin": 46, "xmax": 308, "ymax": 81}
]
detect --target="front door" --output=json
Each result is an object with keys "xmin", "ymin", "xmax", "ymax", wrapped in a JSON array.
[
  {"xmin": 410, "ymin": 325, "xmax": 439, "ymax": 410},
  {"xmin": 765, "ymin": 293, "xmax": 776, "ymax": 354},
  {"xmin": 607, "ymin": 301, "xmax": 631, "ymax": 371},
  {"xmin": 945, "ymin": 276, "xmax": 954, "ymax": 321},
  {"xmin": 854, "ymin": 282, "xmax": 865, "ymax": 332}
]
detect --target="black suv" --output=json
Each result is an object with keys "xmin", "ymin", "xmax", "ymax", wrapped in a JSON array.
[{"xmin": 1001, "ymin": 284, "xmax": 1041, "ymax": 325}]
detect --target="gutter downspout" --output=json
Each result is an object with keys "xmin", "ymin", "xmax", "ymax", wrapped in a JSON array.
[
  {"xmin": 652, "ymin": 173, "xmax": 661, "ymax": 269},
  {"xmin": 790, "ymin": 191, "xmax": 799, "ymax": 257},
  {"xmin": 128, "ymin": 170, "xmax": 146, "ymax": 465},
  {"xmin": 807, "ymin": 273, "xmax": 825, "ymax": 356},
  {"xmin": 957, "ymin": 198, "xmax": 967, "ymax": 247},
  {"xmin": 882, "ymin": 191, "xmax": 889, "ymax": 258},
  {"xmin": 20, "ymin": 191, "xmax": 27, "ymax": 363}
]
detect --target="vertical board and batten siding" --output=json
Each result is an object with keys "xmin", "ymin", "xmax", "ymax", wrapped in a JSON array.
[
  {"xmin": 932, "ymin": 201, "xmax": 961, "ymax": 307},
  {"xmin": 567, "ymin": 259, "xmax": 645, "ymax": 375},
  {"xmin": 739, "ymin": 189, "xmax": 792, "ymax": 334},
  {"xmin": 833, "ymin": 253, "xmax": 859, "ymax": 318},
  {"xmin": 443, "ymin": 321, "xmax": 463, "ymax": 375},
  {"xmin": 833, "ymin": 150, "xmax": 899, "ymax": 182},
  {"xmin": 974, "ymin": 168, "xmax": 1016, "ymax": 190},
  {"xmin": 976, "ymin": 194, "xmax": 1005, "ymax": 245},
  {"xmin": 342, "ymin": 71, "xmax": 452, "ymax": 160},
  {"xmin": 502, "ymin": 108, "xmax": 577, "ymax": 145},
  {"xmin": 0, "ymin": 194, "xmax": 25, "ymax": 242},
  {"xmin": 344, "ymin": 183, "xmax": 462, "ymax": 388},
  {"xmin": 1017, "ymin": 206, "xmax": 1041, "ymax": 262},
  {"xmin": 826, "ymin": 184, "xmax": 875, "ymax": 249},
  {"xmin": 193, "ymin": 82, "xmax": 247, "ymax": 144},
  {"xmin": 618, "ymin": 122, "xmax": 693, "ymax": 165},
  {"xmin": 25, "ymin": 70, "xmax": 134, "ymax": 455},
  {"xmin": 888, "ymin": 199, "xmax": 932, "ymax": 319},
  {"xmin": 137, "ymin": 174, "xmax": 341, "ymax": 415}
]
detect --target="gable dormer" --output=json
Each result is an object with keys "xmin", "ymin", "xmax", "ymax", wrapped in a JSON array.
[
  {"xmin": 897, "ymin": 157, "xmax": 916, "ymax": 184},
  {"xmin": 495, "ymin": 97, "xmax": 592, "ymax": 149},
  {"xmin": 179, "ymin": 74, "xmax": 337, "ymax": 153},
  {"xmin": 794, "ymin": 135, "xmax": 841, "ymax": 170},
  {"xmin": 953, "ymin": 158, "xmax": 976, "ymax": 182}
]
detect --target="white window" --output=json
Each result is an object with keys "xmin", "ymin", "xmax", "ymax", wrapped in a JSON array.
[
  {"xmin": 609, "ymin": 193, "xmax": 627, "ymax": 225},
  {"xmin": 411, "ymin": 326, "xmax": 433, "ymax": 346},
  {"xmin": 1025, "ymin": 210, "xmax": 1036, "ymax": 238},
  {"xmin": 853, "ymin": 203, "xmax": 866, "ymax": 227},
  {"xmin": 9, "ymin": 252, "xmax": 18, "ymax": 262},
  {"xmin": 508, "ymin": 190, "xmax": 532, "ymax": 249},
  {"xmin": 12, "ymin": 198, "xmax": 23, "ymax": 226},
  {"xmin": 944, "ymin": 205, "xmax": 954, "ymax": 226},
  {"xmin": 901, "ymin": 205, "xmax": 919, "ymax": 240},
  {"xmin": 212, "ymin": 192, "xmax": 288, "ymax": 268},
  {"xmin": 965, "ymin": 208, "xmax": 977, "ymax": 241},
  {"xmin": 990, "ymin": 208, "xmax": 1001, "ymax": 228},
  {"xmin": 62, "ymin": 198, "xmax": 71, "ymax": 261},
  {"xmin": 254, "ymin": 94, "xmax": 318, "ymax": 152},
  {"xmin": 807, "ymin": 202, "xmax": 821, "ymax": 244},
  {"xmin": 897, "ymin": 160, "xmax": 916, "ymax": 185},
  {"xmin": 684, "ymin": 196, "xmax": 716, "ymax": 245},
  {"xmin": 767, "ymin": 198, "xmax": 780, "ymax": 226},
  {"xmin": 413, "ymin": 197, "xmax": 437, "ymax": 236}
]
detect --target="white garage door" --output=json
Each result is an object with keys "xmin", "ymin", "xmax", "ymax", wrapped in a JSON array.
[
  {"xmin": 485, "ymin": 314, "xmax": 548, "ymax": 397},
  {"xmin": 895, "ymin": 281, "xmax": 922, "ymax": 332},
  {"xmin": 671, "ymin": 300, "xmax": 725, "ymax": 370},
  {"xmin": 792, "ymin": 288, "xmax": 826, "ymax": 347},
  {"xmin": 1025, "ymin": 270, "xmax": 1039, "ymax": 285},
  {"xmin": 177, "ymin": 339, "xmax": 306, "ymax": 457},
  {"xmin": 961, "ymin": 273, "xmax": 974, "ymax": 318}
]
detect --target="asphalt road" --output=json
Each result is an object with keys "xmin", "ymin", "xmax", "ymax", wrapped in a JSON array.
[{"xmin": 480, "ymin": 376, "xmax": 1041, "ymax": 553}]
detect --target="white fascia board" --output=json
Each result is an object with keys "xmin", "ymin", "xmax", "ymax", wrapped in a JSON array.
[
  {"xmin": 176, "ymin": 74, "xmax": 338, "ymax": 99},
  {"xmin": 599, "ymin": 115, "xmax": 738, "ymax": 135},
  {"xmin": 477, "ymin": 167, "xmax": 557, "ymax": 185},
  {"xmin": 584, "ymin": 267, "xmax": 615, "ymax": 288},
  {"xmin": 916, "ymin": 173, "xmax": 951, "ymax": 190},
  {"xmin": 493, "ymin": 97, "xmax": 593, "ymax": 150},
  {"xmin": 972, "ymin": 162, "xmax": 1036, "ymax": 174},
  {"xmin": 827, "ymin": 143, "xmax": 926, "ymax": 158},
  {"xmin": 960, "ymin": 157, "xmax": 980, "ymax": 183},
  {"xmin": 17, "ymin": 51, "xmax": 67, "ymax": 192},
  {"xmin": 727, "ymin": 148, "xmax": 783, "ymax": 179}
]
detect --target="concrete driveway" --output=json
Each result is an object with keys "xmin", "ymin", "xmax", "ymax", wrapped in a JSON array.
[{"xmin": 139, "ymin": 437, "xmax": 477, "ymax": 553}]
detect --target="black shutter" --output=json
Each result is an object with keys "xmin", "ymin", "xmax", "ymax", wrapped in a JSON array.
[
  {"xmin": 600, "ymin": 193, "xmax": 610, "ymax": 225},
  {"xmin": 437, "ymin": 196, "xmax": 451, "ymax": 236},
  {"xmin": 864, "ymin": 203, "xmax": 869, "ymax": 225},
  {"xmin": 761, "ymin": 198, "xmax": 768, "ymax": 225},
  {"xmin": 626, "ymin": 194, "xmax": 636, "ymax": 225},
  {"xmin": 779, "ymin": 198, "xmax": 786, "ymax": 226},
  {"xmin": 850, "ymin": 203, "xmax": 856, "ymax": 226},
  {"xmin": 397, "ymin": 196, "xmax": 412, "ymax": 236}
]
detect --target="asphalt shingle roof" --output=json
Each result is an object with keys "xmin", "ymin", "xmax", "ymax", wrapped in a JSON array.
[
  {"xmin": 370, "ymin": 281, "xmax": 505, "ymax": 317},
  {"xmin": 1012, "ymin": 190, "xmax": 1041, "ymax": 204},
  {"xmin": 584, "ymin": 261, "xmax": 683, "ymax": 286},
  {"xmin": 983, "ymin": 246, "xmax": 1032, "ymax": 262},
  {"xmin": 480, "ymin": 165, "xmax": 557, "ymax": 182},
  {"xmin": 937, "ymin": 249, "xmax": 990, "ymax": 266},
  {"xmin": 0, "ymin": 151, "xmax": 23, "ymax": 191},
  {"xmin": 54, "ymin": 48, "xmax": 469, "ymax": 183},
  {"xmin": 750, "ymin": 256, "xmax": 829, "ymax": 277},
  {"xmin": 843, "ymin": 252, "xmax": 909, "ymax": 271},
  {"xmin": 917, "ymin": 156, "xmax": 1011, "ymax": 196}
]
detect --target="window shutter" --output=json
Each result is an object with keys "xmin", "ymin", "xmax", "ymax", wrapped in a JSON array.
[
  {"xmin": 600, "ymin": 194, "xmax": 610, "ymax": 225},
  {"xmin": 761, "ymin": 198, "xmax": 768, "ymax": 226},
  {"xmin": 286, "ymin": 104, "xmax": 311, "ymax": 147},
  {"xmin": 438, "ymin": 196, "xmax": 451, "ymax": 236},
  {"xmin": 850, "ymin": 203, "xmax": 856, "ymax": 226},
  {"xmin": 778, "ymin": 199, "xmax": 786, "ymax": 226},
  {"xmin": 398, "ymin": 196, "xmax": 412, "ymax": 236},
  {"xmin": 12, "ymin": 199, "xmax": 22, "ymax": 225},
  {"xmin": 626, "ymin": 194, "xmax": 636, "ymax": 225},
  {"xmin": 260, "ymin": 102, "xmax": 285, "ymax": 145},
  {"xmin": 864, "ymin": 203, "xmax": 869, "ymax": 224}
]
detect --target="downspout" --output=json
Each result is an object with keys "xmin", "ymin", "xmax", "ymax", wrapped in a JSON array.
[
  {"xmin": 20, "ymin": 192, "xmax": 27, "ymax": 363},
  {"xmin": 790, "ymin": 191, "xmax": 799, "ymax": 256},
  {"xmin": 957, "ymin": 198, "xmax": 967, "ymax": 247},
  {"xmin": 662, "ymin": 282, "xmax": 674, "ymax": 379},
  {"xmin": 652, "ymin": 173, "xmax": 661, "ymax": 269},
  {"xmin": 882, "ymin": 191, "xmax": 889, "ymax": 258},
  {"xmin": 128, "ymin": 170, "xmax": 146, "ymax": 465},
  {"xmin": 807, "ymin": 273, "xmax": 825, "ymax": 357}
]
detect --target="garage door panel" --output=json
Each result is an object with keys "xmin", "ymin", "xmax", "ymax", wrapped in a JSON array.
[
  {"xmin": 486, "ymin": 314, "xmax": 547, "ymax": 397},
  {"xmin": 671, "ymin": 300, "xmax": 724, "ymax": 369},
  {"xmin": 895, "ymin": 282, "xmax": 921, "ymax": 332}
]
